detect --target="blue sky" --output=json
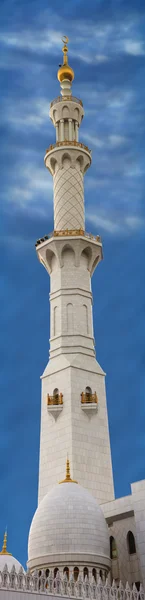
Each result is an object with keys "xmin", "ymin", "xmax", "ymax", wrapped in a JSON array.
[{"xmin": 0, "ymin": 0, "xmax": 145, "ymax": 569}]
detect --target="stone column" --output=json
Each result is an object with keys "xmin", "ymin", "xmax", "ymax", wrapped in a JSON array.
[
  {"xmin": 56, "ymin": 123, "xmax": 59, "ymax": 142},
  {"xmin": 75, "ymin": 121, "xmax": 79, "ymax": 141},
  {"xmin": 68, "ymin": 118, "xmax": 72, "ymax": 140},
  {"xmin": 60, "ymin": 119, "xmax": 64, "ymax": 141}
]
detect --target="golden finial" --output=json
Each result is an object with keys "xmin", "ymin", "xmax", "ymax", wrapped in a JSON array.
[
  {"xmin": 0, "ymin": 530, "xmax": 12, "ymax": 556},
  {"xmin": 62, "ymin": 35, "xmax": 69, "ymax": 66},
  {"xmin": 57, "ymin": 36, "xmax": 74, "ymax": 83},
  {"xmin": 59, "ymin": 457, "xmax": 78, "ymax": 484}
]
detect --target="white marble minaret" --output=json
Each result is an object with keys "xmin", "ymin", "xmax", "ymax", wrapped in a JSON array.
[{"xmin": 36, "ymin": 37, "xmax": 114, "ymax": 505}]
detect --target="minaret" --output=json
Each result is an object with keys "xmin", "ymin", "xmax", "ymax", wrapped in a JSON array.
[{"xmin": 36, "ymin": 37, "xmax": 114, "ymax": 505}]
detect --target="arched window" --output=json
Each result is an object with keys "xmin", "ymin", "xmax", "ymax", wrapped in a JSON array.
[
  {"xmin": 67, "ymin": 303, "xmax": 73, "ymax": 333},
  {"xmin": 99, "ymin": 570, "xmax": 102, "ymax": 579},
  {"xmin": 45, "ymin": 569, "xmax": 49, "ymax": 589},
  {"xmin": 54, "ymin": 567, "xmax": 58, "ymax": 579},
  {"xmin": 53, "ymin": 388, "xmax": 59, "ymax": 403},
  {"xmin": 110, "ymin": 536, "xmax": 117, "ymax": 559},
  {"xmin": 38, "ymin": 570, "xmax": 41, "ymax": 590},
  {"xmin": 74, "ymin": 567, "xmax": 79, "ymax": 582},
  {"xmin": 135, "ymin": 582, "xmax": 140, "ymax": 591},
  {"xmin": 92, "ymin": 568, "xmax": 96, "ymax": 582},
  {"xmin": 54, "ymin": 306, "xmax": 59, "ymax": 336},
  {"xmin": 83, "ymin": 567, "xmax": 89, "ymax": 580},
  {"xmin": 85, "ymin": 386, "xmax": 92, "ymax": 396},
  {"xmin": 82, "ymin": 304, "xmax": 89, "ymax": 334},
  {"xmin": 127, "ymin": 531, "xmax": 136, "ymax": 555},
  {"xmin": 63, "ymin": 567, "xmax": 69, "ymax": 580}
]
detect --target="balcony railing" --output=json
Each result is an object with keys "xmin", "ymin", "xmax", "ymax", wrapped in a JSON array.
[
  {"xmin": 81, "ymin": 392, "xmax": 98, "ymax": 404},
  {"xmin": 50, "ymin": 95, "xmax": 83, "ymax": 108},
  {"xmin": 35, "ymin": 230, "xmax": 102, "ymax": 247},
  {"xmin": 45, "ymin": 140, "xmax": 91, "ymax": 155},
  {"xmin": 47, "ymin": 393, "xmax": 63, "ymax": 406}
]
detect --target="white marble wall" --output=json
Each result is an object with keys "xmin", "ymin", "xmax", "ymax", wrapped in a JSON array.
[
  {"xmin": 38, "ymin": 351, "xmax": 114, "ymax": 505},
  {"xmin": 49, "ymin": 245, "xmax": 95, "ymax": 358},
  {"xmin": 101, "ymin": 480, "xmax": 145, "ymax": 587},
  {"xmin": 0, "ymin": 593, "xmax": 56, "ymax": 600},
  {"xmin": 131, "ymin": 480, "xmax": 145, "ymax": 590},
  {"xmin": 108, "ymin": 516, "xmax": 140, "ymax": 585},
  {"xmin": 38, "ymin": 228, "xmax": 114, "ymax": 505}
]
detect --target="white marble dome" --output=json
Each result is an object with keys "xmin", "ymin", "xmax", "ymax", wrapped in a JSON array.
[
  {"xmin": 0, "ymin": 554, "xmax": 24, "ymax": 572},
  {"xmin": 28, "ymin": 480, "xmax": 110, "ymax": 571}
]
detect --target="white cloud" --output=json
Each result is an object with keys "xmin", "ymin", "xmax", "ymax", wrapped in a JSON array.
[
  {"xmin": 7, "ymin": 165, "xmax": 52, "ymax": 209},
  {"xmin": 125, "ymin": 216, "xmax": 144, "ymax": 230},
  {"xmin": 5, "ymin": 99, "xmax": 51, "ymax": 130},
  {"xmin": 86, "ymin": 212, "xmax": 121, "ymax": 234},
  {"xmin": 81, "ymin": 132, "xmax": 104, "ymax": 149},
  {"xmin": 86, "ymin": 211, "xmax": 144, "ymax": 235},
  {"xmin": 123, "ymin": 40, "xmax": 145, "ymax": 56},
  {"xmin": 109, "ymin": 135, "xmax": 127, "ymax": 147},
  {"xmin": 108, "ymin": 91, "xmax": 134, "ymax": 110},
  {"xmin": 85, "ymin": 176, "xmax": 109, "ymax": 190},
  {"xmin": 0, "ymin": 29, "xmax": 62, "ymax": 53},
  {"xmin": 81, "ymin": 132, "xmax": 127, "ymax": 150},
  {"xmin": 95, "ymin": 54, "xmax": 108, "ymax": 63},
  {"xmin": 125, "ymin": 165, "xmax": 144, "ymax": 178}
]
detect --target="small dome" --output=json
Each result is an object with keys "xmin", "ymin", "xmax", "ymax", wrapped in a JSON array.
[
  {"xmin": 0, "ymin": 554, "xmax": 24, "ymax": 572},
  {"xmin": 28, "ymin": 474, "xmax": 110, "ymax": 571},
  {"xmin": 0, "ymin": 532, "xmax": 24, "ymax": 573}
]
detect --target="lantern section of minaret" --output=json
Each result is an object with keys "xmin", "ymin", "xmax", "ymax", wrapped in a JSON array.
[
  {"xmin": 46, "ymin": 36, "xmax": 90, "ymax": 231},
  {"xmin": 35, "ymin": 37, "xmax": 114, "ymax": 506}
]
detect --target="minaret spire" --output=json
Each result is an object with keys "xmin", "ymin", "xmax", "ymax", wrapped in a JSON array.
[
  {"xmin": 62, "ymin": 36, "xmax": 69, "ymax": 66},
  {"xmin": 57, "ymin": 35, "xmax": 74, "ymax": 96}
]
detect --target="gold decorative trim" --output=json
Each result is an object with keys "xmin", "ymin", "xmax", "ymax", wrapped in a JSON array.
[
  {"xmin": 45, "ymin": 140, "xmax": 91, "ymax": 155},
  {"xmin": 59, "ymin": 458, "xmax": 78, "ymax": 484},
  {"xmin": 50, "ymin": 96, "xmax": 83, "ymax": 108},
  {"xmin": 54, "ymin": 228, "xmax": 84, "ymax": 237},
  {"xmin": 35, "ymin": 230, "xmax": 101, "ymax": 247},
  {"xmin": 81, "ymin": 391, "xmax": 98, "ymax": 404},
  {"xmin": 0, "ymin": 531, "xmax": 12, "ymax": 556},
  {"xmin": 47, "ymin": 393, "xmax": 63, "ymax": 406}
]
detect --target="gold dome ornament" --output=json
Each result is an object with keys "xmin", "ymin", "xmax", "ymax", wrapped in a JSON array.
[
  {"xmin": 57, "ymin": 36, "xmax": 74, "ymax": 83},
  {"xmin": 59, "ymin": 457, "xmax": 78, "ymax": 484},
  {"xmin": 0, "ymin": 530, "xmax": 12, "ymax": 556}
]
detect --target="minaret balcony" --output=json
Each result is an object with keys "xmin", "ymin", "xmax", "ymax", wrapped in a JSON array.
[
  {"xmin": 35, "ymin": 230, "xmax": 101, "ymax": 245},
  {"xmin": 49, "ymin": 96, "xmax": 84, "ymax": 127},
  {"xmin": 81, "ymin": 390, "xmax": 98, "ymax": 412},
  {"xmin": 50, "ymin": 95, "xmax": 83, "ymax": 108},
  {"xmin": 44, "ymin": 140, "xmax": 91, "ymax": 177},
  {"xmin": 47, "ymin": 392, "xmax": 63, "ymax": 418},
  {"xmin": 35, "ymin": 230, "xmax": 103, "ymax": 277},
  {"xmin": 45, "ymin": 140, "xmax": 91, "ymax": 157}
]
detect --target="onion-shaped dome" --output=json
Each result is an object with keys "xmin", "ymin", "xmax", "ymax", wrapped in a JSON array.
[{"xmin": 28, "ymin": 460, "xmax": 110, "ymax": 571}]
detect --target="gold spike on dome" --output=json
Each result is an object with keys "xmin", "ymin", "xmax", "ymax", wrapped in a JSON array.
[
  {"xmin": 0, "ymin": 530, "xmax": 12, "ymax": 556},
  {"xmin": 57, "ymin": 36, "xmax": 74, "ymax": 83},
  {"xmin": 59, "ymin": 457, "xmax": 78, "ymax": 484}
]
